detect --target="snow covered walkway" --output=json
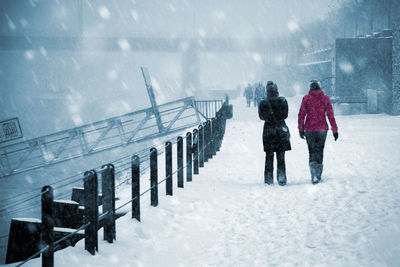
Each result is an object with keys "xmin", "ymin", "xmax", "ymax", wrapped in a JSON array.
[{"xmin": 16, "ymin": 98, "xmax": 400, "ymax": 267}]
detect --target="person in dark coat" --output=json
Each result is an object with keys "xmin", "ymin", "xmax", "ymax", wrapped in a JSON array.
[
  {"xmin": 243, "ymin": 83, "xmax": 254, "ymax": 107},
  {"xmin": 298, "ymin": 80, "xmax": 339, "ymax": 184},
  {"xmin": 258, "ymin": 82, "xmax": 291, "ymax": 185}
]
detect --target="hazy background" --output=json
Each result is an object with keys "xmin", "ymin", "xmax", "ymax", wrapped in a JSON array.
[{"xmin": 0, "ymin": 0, "xmax": 344, "ymax": 139}]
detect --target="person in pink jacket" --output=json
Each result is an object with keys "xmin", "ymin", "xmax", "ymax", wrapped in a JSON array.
[{"xmin": 298, "ymin": 80, "xmax": 339, "ymax": 184}]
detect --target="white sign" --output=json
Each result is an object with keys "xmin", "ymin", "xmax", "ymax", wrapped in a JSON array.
[{"xmin": 0, "ymin": 118, "xmax": 23, "ymax": 143}]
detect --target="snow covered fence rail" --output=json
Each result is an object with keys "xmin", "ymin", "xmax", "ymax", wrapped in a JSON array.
[{"xmin": 9, "ymin": 99, "xmax": 232, "ymax": 267}]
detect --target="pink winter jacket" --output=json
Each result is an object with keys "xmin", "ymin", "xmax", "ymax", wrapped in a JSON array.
[{"xmin": 298, "ymin": 89, "xmax": 338, "ymax": 133}]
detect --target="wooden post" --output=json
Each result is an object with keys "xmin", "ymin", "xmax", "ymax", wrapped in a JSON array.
[
  {"xmin": 6, "ymin": 219, "xmax": 41, "ymax": 264},
  {"xmin": 131, "ymin": 155, "xmax": 140, "ymax": 221},
  {"xmin": 193, "ymin": 129, "xmax": 199, "ymax": 175},
  {"xmin": 41, "ymin": 185, "xmax": 54, "ymax": 267},
  {"xmin": 53, "ymin": 200, "xmax": 80, "ymax": 229},
  {"xmin": 198, "ymin": 124, "xmax": 204, "ymax": 167},
  {"xmin": 150, "ymin": 148, "xmax": 158, "ymax": 207},
  {"xmin": 165, "ymin": 141, "xmax": 173, "ymax": 196},
  {"xmin": 186, "ymin": 132, "xmax": 192, "ymax": 182},
  {"xmin": 84, "ymin": 170, "xmax": 98, "ymax": 255},
  {"xmin": 177, "ymin": 136, "xmax": 184, "ymax": 188},
  {"xmin": 101, "ymin": 164, "xmax": 115, "ymax": 243}
]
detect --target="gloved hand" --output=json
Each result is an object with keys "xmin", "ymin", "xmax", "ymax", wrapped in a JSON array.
[
  {"xmin": 333, "ymin": 132, "xmax": 339, "ymax": 141},
  {"xmin": 299, "ymin": 130, "xmax": 305, "ymax": 139}
]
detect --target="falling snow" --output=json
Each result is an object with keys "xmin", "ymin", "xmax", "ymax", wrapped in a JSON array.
[
  {"xmin": 98, "ymin": 6, "xmax": 110, "ymax": 20},
  {"xmin": 339, "ymin": 62, "xmax": 354, "ymax": 74},
  {"xmin": 118, "ymin": 39, "xmax": 131, "ymax": 51},
  {"xmin": 0, "ymin": 0, "xmax": 399, "ymax": 265}
]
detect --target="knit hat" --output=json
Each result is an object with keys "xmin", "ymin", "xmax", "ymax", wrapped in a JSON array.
[
  {"xmin": 267, "ymin": 82, "xmax": 279, "ymax": 98},
  {"xmin": 309, "ymin": 80, "xmax": 321, "ymax": 91}
]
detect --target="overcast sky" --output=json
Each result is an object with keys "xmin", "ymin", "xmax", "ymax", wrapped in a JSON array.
[
  {"xmin": 0, "ymin": 0, "xmax": 348, "ymax": 138},
  {"xmin": 0, "ymin": 0, "xmax": 345, "ymax": 38}
]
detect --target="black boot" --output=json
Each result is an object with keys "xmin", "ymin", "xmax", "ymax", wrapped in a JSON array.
[
  {"xmin": 265, "ymin": 172, "xmax": 273, "ymax": 185},
  {"xmin": 264, "ymin": 152, "xmax": 274, "ymax": 185},
  {"xmin": 309, "ymin": 161, "xmax": 319, "ymax": 184},
  {"xmin": 277, "ymin": 170, "xmax": 287, "ymax": 186},
  {"xmin": 316, "ymin": 163, "xmax": 323, "ymax": 181},
  {"xmin": 276, "ymin": 152, "xmax": 286, "ymax": 186}
]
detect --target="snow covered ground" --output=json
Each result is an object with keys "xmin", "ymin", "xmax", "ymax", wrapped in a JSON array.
[{"xmin": 7, "ymin": 97, "xmax": 400, "ymax": 266}]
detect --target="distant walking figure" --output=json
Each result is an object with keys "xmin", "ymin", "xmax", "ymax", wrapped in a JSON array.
[
  {"xmin": 254, "ymin": 82, "xmax": 266, "ymax": 107},
  {"xmin": 298, "ymin": 80, "xmax": 339, "ymax": 184},
  {"xmin": 259, "ymin": 82, "xmax": 291, "ymax": 185},
  {"xmin": 243, "ymin": 83, "xmax": 254, "ymax": 107}
]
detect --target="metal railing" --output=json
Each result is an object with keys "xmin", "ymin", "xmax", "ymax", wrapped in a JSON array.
[
  {"xmin": 298, "ymin": 48, "xmax": 332, "ymax": 66},
  {"xmin": 0, "ymin": 97, "xmax": 201, "ymax": 177},
  {"xmin": 194, "ymin": 100, "xmax": 224, "ymax": 120},
  {"xmin": 7, "ymin": 99, "xmax": 231, "ymax": 266}
]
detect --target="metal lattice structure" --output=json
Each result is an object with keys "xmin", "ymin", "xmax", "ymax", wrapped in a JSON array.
[{"xmin": 0, "ymin": 97, "xmax": 201, "ymax": 177}]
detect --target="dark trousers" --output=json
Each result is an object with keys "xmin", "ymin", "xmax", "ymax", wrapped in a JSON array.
[
  {"xmin": 264, "ymin": 151, "xmax": 286, "ymax": 183},
  {"xmin": 305, "ymin": 131, "xmax": 327, "ymax": 164}
]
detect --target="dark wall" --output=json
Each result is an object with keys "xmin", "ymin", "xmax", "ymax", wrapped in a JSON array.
[{"xmin": 334, "ymin": 37, "xmax": 392, "ymax": 101}]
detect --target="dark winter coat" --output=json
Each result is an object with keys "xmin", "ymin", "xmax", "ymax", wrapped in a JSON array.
[
  {"xmin": 298, "ymin": 89, "xmax": 338, "ymax": 133},
  {"xmin": 258, "ymin": 87, "xmax": 291, "ymax": 153}
]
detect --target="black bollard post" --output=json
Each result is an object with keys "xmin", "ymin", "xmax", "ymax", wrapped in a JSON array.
[
  {"xmin": 131, "ymin": 155, "xmax": 140, "ymax": 221},
  {"xmin": 150, "ymin": 148, "xmax": 158, "ymax": 207},
  {"xmin": 165, "ymin": 141, "xmax": 173, "ymax": 196},
  {"xmin": 204, "ymin": 121, "xmax": 209, "ymax": 163},
  {"xmin": 206, "ymin": 120, "xmax": 212, "ymax": 160},
  {"xmin": 193, "ymin": 129, "xmax": 199, "ymax": 175},
  {"xmin": 111, "ymin": 164, "xmax": 116, "ymax": 238},
  {"xmin": 101, "ymin": 164, "xmax": 115, "ymax": 243},
  {"xmin": 216, "ymin": 116, "xmax": 221, "ymax": 152},
  {"xmin": 215, "ymin": 116, "xmax": 220, "ymax": 152},
  {"xmin": 41, "ymin": 185, "xmax": 54, "ymax": 267},
  {"xmin": 198, "ymin": 124, "xmax": 204, "ymax": 168},
  {"xmin": 219, "ymin": 116, "xmax": 223, "ymax": 148},
  {"xmin": 177, "ymin": 136, "xmax": 184, "ymax": 188},
  {"xmin": 225, "ymin": 94, "xmax": 230, "ymax": 105},
  {"xmin": 186, "ymin": 132, "xmax": 192, "ymax": 182},
  {"xmin": 84, "ymin": 170, "xmax": 98, "ymax": 255},
  {"xmin": 211, "ymin": 118, "xmax": 217, "ymax": 156}
]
